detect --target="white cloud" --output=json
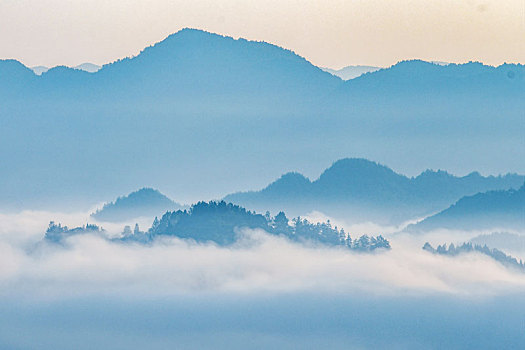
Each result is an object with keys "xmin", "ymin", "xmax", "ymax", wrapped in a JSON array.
[{"xmin": 0, "ymin": 210, "xmax": 524, "ymax": 300}]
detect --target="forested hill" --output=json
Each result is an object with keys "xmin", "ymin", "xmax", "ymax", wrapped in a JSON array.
[
  {"xmin": 48, "ymin": 201, "xmax": 391, "ymax": 251},
  {"xmin": 145, "ymin": 201, "xmax": 389, "ymax": 250},
  {"xmin": 0, "ymin": 28, "xmax": 340, "ymax": 108}
]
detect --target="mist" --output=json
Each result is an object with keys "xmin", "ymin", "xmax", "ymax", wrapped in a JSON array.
[
  {"xmin": 1, "ymin": 210, "xmax": 525, "ymax": 349},
  {"xmin": 1, "ymin": 210, "xmax": 525, "ymax": 298}
]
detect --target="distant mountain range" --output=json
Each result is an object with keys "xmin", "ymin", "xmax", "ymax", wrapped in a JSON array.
[
  {"xmin": 1, "ymin": 28, "xmax": 523, "ymax": 209},
  {"xmin": 31, "ymin": 66, "xmax": 51, "ymax": 75},
  {"xmin": 224, "ymin": 158, "xmax": 524, "ymax": 224},
  {"xmin": 409, "ymin": 182, "xmax": 525, "ymax": 231},
  {"xmin": 322, "ymin": 61, "xmax": 449, "ymax": 80},
  {"xmin": 74, "ymin": 63, "xmax": 101, "ymax": 73},
  {"xmin": 30, "ymin": 62, "xmax": 101, "ymax": 75},
  {"xmin": 321, "ymin": 65, "xmax": 381, "ymax": 80},
  {"xmin": 91, "ymin": 188, "xmax": 182, "ymax": 222}
]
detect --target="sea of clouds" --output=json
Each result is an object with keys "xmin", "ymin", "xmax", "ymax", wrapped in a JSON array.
[
  {"xmin": 1, "ymin": 209, "xmax": 525, "ymax": 349},
  {"xmin": 1, "ymin": 209, "xmax": 524, "ymax": 299}
]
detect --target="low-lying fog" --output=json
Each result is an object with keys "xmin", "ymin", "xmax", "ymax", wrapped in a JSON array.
[{"xmin": 1, "ymin": 209, "xmax": 524, "ymax": 349}]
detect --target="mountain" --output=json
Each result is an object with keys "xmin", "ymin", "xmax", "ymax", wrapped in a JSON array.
[
  {"xmin": 91, "ymin": 188, "xmax": 182, "ymax": 222},
  {"xmin": 50, "ymin": 200, "xmax": 391, "ymax": 249},
  {"xmin": 224, "ymin": 158, "xmax": 524, "ymax": 224},
  {"xmin": 322, "ymin": 65, "xmax": 381, "ymax": 80},
  {"xmin": 409, "ymin": 183, "xmax": 525, "ymax": 231},
  {"xmin": 0, "ymin": 28, "xmax": 523, "ymax": 209},
  {"xmin": 30, "ymin": 63, "xmax": 101, "ymax": 76},
  {"xmin": 144, "ymin": 201, "xmax": 389, "ymax": 248},
  {"xmin": 74, "ymin": 63, "xmax": 101, "ymax": 73},
  {"xmin": 31, "ymin": 65, "xmax": 50, "ymax": 75},
  {"xmin": 11, "ymin": 29, "xmax": 338, "ymax": 105},
  {"xmin": 119, "ymin": 201, "xmax": 388, "ymax": 249}
]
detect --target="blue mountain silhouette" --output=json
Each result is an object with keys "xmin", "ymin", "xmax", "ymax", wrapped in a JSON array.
[
  {"xmin": 410, "ymin": 182, "xmax": 525, "ymax": 231},
  {"xmin": 0, "ymin": 28, "xmax": 523, "ymax": 208},
  {"xmin": 224, "ymin": 158, "xmax": 524, "ymax": 223},
  {"xmin": 321, "ymin": 65, "xmax": 380, "ymax": 80},
  {"xmin": 91, "ymin": 188, "xmax": 182, "ymax": 222}
]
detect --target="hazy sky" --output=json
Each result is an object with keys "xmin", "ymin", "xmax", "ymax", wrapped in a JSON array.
[{"xmin": 1, "ymin": 0, "xmax": 524, "ymax": 68}]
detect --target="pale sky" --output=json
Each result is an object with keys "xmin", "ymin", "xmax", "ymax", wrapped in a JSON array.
[{"xmin": 1, "ymin": 0, "xmax": 524, "ymax": 69}]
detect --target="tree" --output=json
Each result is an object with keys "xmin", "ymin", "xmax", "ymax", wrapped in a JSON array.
[
  {"xmin": 122, "ymin": 225, "xmax": 132, "ymax": 236},
  {"xmin": 272, "ymin": 211, "xmax": 291, "ymax": 235},
  {"xmin": 354, "ymin": 235, "xmax": 371, "ymax": 251}
]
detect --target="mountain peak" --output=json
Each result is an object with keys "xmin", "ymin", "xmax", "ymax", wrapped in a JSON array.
[
  {"xmin": 415, "ymin": 169, "xmax": 454, "ymax": 180},
  {"xmin": 263, "ymin": 172, "xmax": 311, "ymax": 195},
  {"xmin": 314, "ymin": 158, "xmax": 409, "ymax": 196},
  {"xmin": 319, "ymin": 158, "xmax": 399, "ymax": 180},
  {"xmin": 91, "ymin": 188, "xmax": 181, "ymax": 222},
  {"xmin": 127, "ymin": 187, "xmax": 168, "ymax": 198},
  {"xmin": 409, "ymin": 184, "xmax": 525, "ymax": 231},
  {"xmin": 160, "ymin": 27, "xmax": 225, "ymax": 44}
]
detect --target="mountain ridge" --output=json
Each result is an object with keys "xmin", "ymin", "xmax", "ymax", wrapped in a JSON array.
[
  {"xmin": 322, "ymin": 65, "xmax": 381, "ymax": 80},
  {"xmin": 0, "ymin": 28, "xmax": 523, "ymax": 208},
  {"xmin": 224, "ymin": 158, "xmax": 525, "ymax": 223},
  {"xmin": 91, "ymin": 188, "xmax": 182, "ymax": 222}
]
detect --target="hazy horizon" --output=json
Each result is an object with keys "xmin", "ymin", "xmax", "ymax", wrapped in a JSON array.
[
  {"xmin": 1, "ymin": 0, "xmax": 524, "ymax": 68},
  {"xmin": 4, "ymin": 27, "xmax": 525, "ymax": 71}
]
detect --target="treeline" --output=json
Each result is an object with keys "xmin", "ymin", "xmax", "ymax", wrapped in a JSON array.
[
  {"xmin": 45, "ymin": 201, "xmax": 390, "ymax": 251},
  {"xmin": 423, "ymin": 242, "xmax": 525, "ymax": 271},
  {"xmin": 142, "ymin": 201, "xmax": 390, "ymax": 250},
  {"xmin": 45, "ymin": 221, "xmax": 105, "ymax": 243}
]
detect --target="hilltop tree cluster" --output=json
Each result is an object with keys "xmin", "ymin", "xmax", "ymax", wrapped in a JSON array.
[
  {"xmin": 44, "ymin": 201, "xmax": 390, "ymax": 251},
  {"xmin": 45, "ymin": 221, "xmax": 105, "ymax": 243},
  {"xmin": 146, "ymin": 201, "xmax": 390, "ymax": 250}
]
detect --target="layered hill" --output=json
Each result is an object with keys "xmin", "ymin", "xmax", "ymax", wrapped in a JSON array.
[
  {"xmin": 321, "ymin": 65, "xmax": 381, "ymax": 80},
  {"xmin": 30, "ymin": 63, "xmax": 101, "ymax": 75},
  {"xmin": 224, "ymin": 158, "xmax": 524, "ymax": 224},
  {"xmin": 1, "ymin": 28, "xmax": 339, "ymax": 107},
  {"xmin": 1, "ymin": 28, "xmax": 523, "ymax": 209},
  {"xmin": 52, "ymin": 200, "xmax": 391, "ymax": 250},
  {"xmin": 91, "ymin": 188, "xmax": 182, "ymax": 222},
  {"xmin": 409, "ymin": 183, "xmax": 525, "ymax": 232}
]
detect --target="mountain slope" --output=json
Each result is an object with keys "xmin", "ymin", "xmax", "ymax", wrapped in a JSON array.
[
  {"xmin": 91, "ymin": 188, "xmax": 182, "ymax": 222},
  {"xmin": 409, "ymin": 183, "xmax": 525, "ymax": 231},
  {"xmin": 10, "ymin": 28, "xmax": 340, "ymax": 106},
  {"xmin": 30, "ymin": 63, "xmax": 101, "ymax": 75}
]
